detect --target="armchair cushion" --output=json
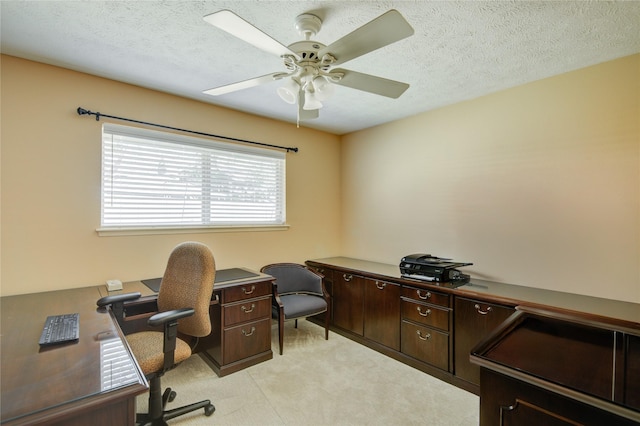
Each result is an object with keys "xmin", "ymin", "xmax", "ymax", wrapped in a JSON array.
[
  {"xmin": 127, "ymin": 332, "xmax": 192, "ymax": 374},
  {"xmin": 278, "ymin": 294, "xmax": 327, "ymax": 319}
]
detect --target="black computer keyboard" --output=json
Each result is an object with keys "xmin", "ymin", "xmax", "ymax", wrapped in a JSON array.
[{"xmin": 39, "ymin": 313, "xmax": 80, "ymax": 346}]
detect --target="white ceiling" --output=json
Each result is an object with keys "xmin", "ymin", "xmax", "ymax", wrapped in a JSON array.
[{"xmin": 2, "ymin": 1, "xmax": 639, "ymax": 135}]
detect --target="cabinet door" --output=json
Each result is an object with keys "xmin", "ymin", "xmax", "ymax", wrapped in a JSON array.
[
  {"xmin": 364, "ymin": 279, "xmax": 400, "ymax": 350},
  {"xmin": 454, "ymin": 297, "xmax": 515, "ymax": 385},
  {"xmin": 624, "ymin": 334, "xmax": 640, "ymax": 410},
  {"xmin": 480, "ymin": 369, "xmax": 639, "ymax": 426},
  {"xmin": 333, "ymin": 273, "xmax": 364, "ymax": 335}
]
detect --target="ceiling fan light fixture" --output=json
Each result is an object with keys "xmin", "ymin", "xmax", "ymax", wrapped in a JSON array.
[
  {"xmin": 312, "ymin": 76, "xmax": 335, "ymax": 101},
  {"xmin": 303, "ymin": 91, "xmax": 323, "ymax": 110},
  {"xmin": 277, "ymin": 79, "xmax": 299, "ymax": 104}
]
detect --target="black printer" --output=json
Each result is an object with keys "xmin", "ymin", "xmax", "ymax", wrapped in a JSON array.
[{"xmin": 400, "ymin": 254, "xmax": 472, "ymax": 285}]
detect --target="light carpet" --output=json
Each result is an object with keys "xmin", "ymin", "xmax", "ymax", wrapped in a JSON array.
[{"xmin": 137, "ymin": 320, "xmax": 479, "ymax": 425}]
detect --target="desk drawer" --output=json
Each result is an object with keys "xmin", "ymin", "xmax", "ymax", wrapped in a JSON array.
[
  {"xmin": 223, "ymin": 317, "xmax": 271, "ymax": 363},
  {"xmin": 223, "ymin": 280, "xmax": 271, "ymax": 303},
  {"xmin": 401, "ymin": 299, "xmax": 449, "ymax": 331},
  {"xmin": 401, "ymin": 286, "xmax": 449, "ymax": 308},
  {"xmin": 401, "ymin": 320, "xmax": 449, "ymax": 371},
  {"xmin": 224, "ymin": 296, "xmax": 271, "ymax": 326}
]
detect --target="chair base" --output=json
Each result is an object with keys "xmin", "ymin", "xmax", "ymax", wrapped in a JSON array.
[{"xmin": 136, "ymin": 379, "xmax": 215, "ymax": 425}]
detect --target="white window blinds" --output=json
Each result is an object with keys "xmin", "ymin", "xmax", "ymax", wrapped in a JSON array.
[{"xmin": 101, "ymin": 124, "xmax": 286, "ymax": 228}]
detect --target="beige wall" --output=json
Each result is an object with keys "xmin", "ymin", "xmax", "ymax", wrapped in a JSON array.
[
  {"xmin": 341, "ymin": 54, "xmax": 640, "ymax": 303},
  {"xmin": 2, "ymin": 55, "xmax": 639, "ymax": 303},
  {"xmin": 0, "ymin": 55, "xmax": 341, "ymax": 296}
]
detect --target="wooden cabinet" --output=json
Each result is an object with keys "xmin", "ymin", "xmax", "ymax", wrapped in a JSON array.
[
  {"xmin": 401, "ymin": 286, "xmax": 451, "ymax": 371},
  {"xmin": 479, "ymin": 369, "xmax": 640, "ymax": 426},
  {"xmin": 454, "ymin": 296, "xmax": 514, "ymax": 386},
  {"xmin": 332, "ymin": 274, "xmax": 401, "ymax": 349},
  {"xmin": 364, "ymin": 278, "xmax": 400, "ymax": 350},
  {"xmin": 472, "ymin": 308, "xmax": 640, "ymax": 425},
  {"xmin": 200, "ymin": 278, "xmax": 273, "ymax": 376},
  {"xmin": 333, "ymin": 272, "xmax": 364, "ymax": 335},
  {"xmin": 306, "ymin": 256, "xmax": 640, "ymax": 409}
]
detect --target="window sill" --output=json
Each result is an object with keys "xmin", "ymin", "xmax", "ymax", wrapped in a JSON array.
[{"xmin": 96, "ymin": 224, "xmax": 290, "ymax": 237}]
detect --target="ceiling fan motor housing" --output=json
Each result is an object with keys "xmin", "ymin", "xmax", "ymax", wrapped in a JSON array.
[
  {"xmin": 295, "ymin": 13, "xmax": 322, "ymax": 39},
  {"xmin": 286, "ymin": 41, "xmax": 331, "ymax": 70}
]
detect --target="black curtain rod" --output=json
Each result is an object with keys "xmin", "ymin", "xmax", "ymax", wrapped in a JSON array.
[{"xmin": 76, "ymin": 107, "xmax": 298, "ymax": 153}]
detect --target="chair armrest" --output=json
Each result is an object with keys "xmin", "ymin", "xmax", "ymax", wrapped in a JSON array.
[
  {"xmin": 148, "ymin": 308, "xmax": 195, "ymax": 370},
  {"xmin": 96, "ymin": 292, "xmax": 142, "ymax": 307},
  {"xmin": 148, "ymin": 308, "xmax": 194, "ymax": 327},
  {"xmin": 272, "ymin": 283, "xmax": 284, "ymax": 308},
  {"xmin": 96, "ymin": 292, "xmax": 142, "ymax": 326}
]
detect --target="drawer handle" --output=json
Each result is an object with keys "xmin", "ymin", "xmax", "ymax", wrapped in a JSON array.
[
  {"xmin": 375, "ymin": 281, "xmax": 386, "ymax": 290},
  {"xmin": 416, "ymin": 330, "xmax": 431, "ymax": 341},
  {"xmin": 343, "ymin": 274, "xmax": 353, "ymax": 282},
  {"xmin": 241, "ymin": 326, "xmax": 256, "ymax": 337},
  {"xmin": 242, "ymin": 285, "xmax": 256, "ymax": 295},
  {"xmin": 417, "ymin": 306, "xmax": 431, "ymax": 317},
  {"xmin": 474, "ymin": 304, "xmax": 493, "ymax": 315},
  {"xmin": 417, "ymin": 290, "xmax": 431, "ymax": 300},
  {"xmin": 241, "ymin": 303, "xmax": 256, "ymax": 314}
]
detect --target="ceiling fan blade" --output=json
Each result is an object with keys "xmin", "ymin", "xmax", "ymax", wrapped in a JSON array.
[
  {"xmin": 332, "ymin": 68, "xmax": 409, "ymax": 98},
  {"xmin": 203, "ymin": 10, "xmax": 296, "ymax": 58},
  {"xmin": 203, "ymin": 72, "xmax": 285, "ymax": 96},
  {"xmin": 318, "ymin": 9, "xmax": 414, "ymax": 66}
]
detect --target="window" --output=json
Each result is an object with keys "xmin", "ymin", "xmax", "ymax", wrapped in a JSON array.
[{"xmin": 99, "ymin": 124, "xmax": 286, "ymax": 234}]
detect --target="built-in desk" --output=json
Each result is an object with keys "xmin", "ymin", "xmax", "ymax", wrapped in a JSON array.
[
  {"xmin": 306, "ymin": 256, "xmax": 640, "ymax": 398},
  {"xmin": 0, "ymin": 287, "xmax": 147, "ymax": 426}
]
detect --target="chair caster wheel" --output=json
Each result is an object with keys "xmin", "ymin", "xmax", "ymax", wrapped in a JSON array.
[
  {"xmin": 168, "ymin": 391, "xmax": 176, "ymax": 402},
  {"xmin": 205, "ymin": 403, "xmax": 215, "ymax": 416}
]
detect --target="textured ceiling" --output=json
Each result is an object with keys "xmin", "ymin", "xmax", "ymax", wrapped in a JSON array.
[{"xmin": 2, "ymin": 1, "xmax": 639, "ymax": 135}]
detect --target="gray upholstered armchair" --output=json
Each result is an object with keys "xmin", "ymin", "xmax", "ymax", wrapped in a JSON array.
[{"xmin": 260, "ymin": 263, "xmax": 330, "ymax": 355}]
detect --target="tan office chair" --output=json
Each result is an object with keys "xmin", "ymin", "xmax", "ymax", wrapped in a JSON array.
[
  {"xmin": 98, "ymin": 241, "xmax": 216, "ymax": 425},
  {"xmin": 261, "ymin": 263, "xmax": 330, "ymax": 355}
]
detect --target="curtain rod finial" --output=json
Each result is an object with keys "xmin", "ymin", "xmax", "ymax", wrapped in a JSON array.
[{"xmin": 76, "ymin": 107, "xmax": 100, "ymax": 121}]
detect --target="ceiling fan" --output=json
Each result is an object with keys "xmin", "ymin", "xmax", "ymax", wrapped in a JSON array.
[{"xmin": 202, "ymin": 9, "xmax": 414, "ymax": 121}]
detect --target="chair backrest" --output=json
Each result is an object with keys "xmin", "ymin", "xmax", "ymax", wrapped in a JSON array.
[
  {"xmin": 261, "ymin": 263, "xmax": 323, "ymax": 296},
  {"xmin": 157, "ymin": 241, "xmax": 216, "ymax": 337}
]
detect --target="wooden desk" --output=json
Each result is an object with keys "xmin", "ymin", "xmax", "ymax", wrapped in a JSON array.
[
  {"xmin": 0, "ymin": 287, "xmax": 147, "ymax": 426},
  {"xmin": 100, "ymin": 268, "xmax": 275, "ymax": 377}
]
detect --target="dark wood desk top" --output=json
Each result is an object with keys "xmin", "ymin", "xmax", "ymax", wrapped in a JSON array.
[
  {"xmin": 97, "ymin": 267, "xmax": 274, "ymax": 299},
  {"xmin": 307, "ymin": 257, "xmax": 640, "ymax": 330},
  {"xmin": 0, "ymin": 286, "xmax": 147, "ymax": 425}
]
